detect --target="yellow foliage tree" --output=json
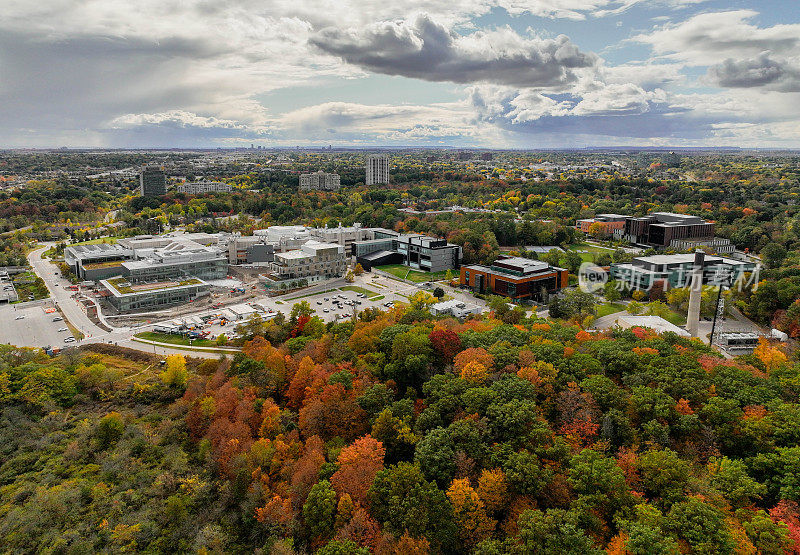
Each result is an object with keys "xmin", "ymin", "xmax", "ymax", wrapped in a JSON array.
[
  {"xmin": 460, "ymin": 361, "xmax": 488, "ymax": 383},
  {"xmin": 477, "ymin": 468, "xmax": 509, "ymax": 514},
  {"xmin": 160, "ymin": 354, "xmax": 187, "ymax": 387},
  {"xmin": 447, "ymin": 478, "xmax": 496, "ymax": 547}
]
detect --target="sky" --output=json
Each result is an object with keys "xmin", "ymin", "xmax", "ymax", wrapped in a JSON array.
[{"xmin": 2, "ymin": 0, "xmax": 800, "ymax": 149}]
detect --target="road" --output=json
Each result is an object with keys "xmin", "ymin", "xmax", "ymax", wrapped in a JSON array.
[{"xmin": 25, "ymin": 245, "xmax": 223, "ymax": 358}]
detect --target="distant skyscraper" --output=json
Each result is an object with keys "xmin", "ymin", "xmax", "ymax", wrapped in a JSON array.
[
  {"xmin": 366, "ymin": 154, "xmax": 389, "ymax": 186},
  {"xmin": 139, "ymin": 165, "xmax": 166, "ymax": 197}
]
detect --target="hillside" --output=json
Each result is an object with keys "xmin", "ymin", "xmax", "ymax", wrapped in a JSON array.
[{"xmin": 0, "ymin": 310, "xmax": 799, "ymax": 553}]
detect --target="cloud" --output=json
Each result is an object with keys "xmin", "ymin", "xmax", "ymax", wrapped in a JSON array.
[
  {"xmin": 310, "ymin": 14, "xmax": 596, "ymax": 88},
  {"xmin": 277, "ymin": 100, "xmax": 490, "ymax": 144},
  {"xmin": 707, "ymin": 54, "xmax": 800, "ymax": 92},
  {"xmin": 633, "ymin": 10, "xmax": 800, "ymax": 66}
]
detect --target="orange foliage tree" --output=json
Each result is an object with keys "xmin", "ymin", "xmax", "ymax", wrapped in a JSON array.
[
  {"xmin": 453, "ymin": 347, "xmax": 494, "ymax": 372},
  {"xmin": 330, "ymin": 434, "xmax": 386, "ymax": 507}
]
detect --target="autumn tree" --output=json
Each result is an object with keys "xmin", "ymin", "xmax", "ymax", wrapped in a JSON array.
[
  {"xmin": 330, "ymin": 435, "xmax": 385, "ymax": 507},
  {"xmin": 447, "ymin": 478, "xmax": 495, "ymax": 547},
  {"xmin": 161, "ymin": 354, "xmax": 187, "ymax": 387}
]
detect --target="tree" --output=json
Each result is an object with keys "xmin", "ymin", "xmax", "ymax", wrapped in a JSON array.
[
  {"xmin": 460, "ymin": 361, "xmax": 488, "ymax": 383},
  {"xmin": 744, "ymin": 510, "xmax": 791, "ymax": 554},
  {"xmin": 161, "ymin": 355, "xmax": 187, "ymax": 387},
  {"xmin": 353, "ymin": 263, "xmax": 365, "ymax": 276},
  {"xmin": 330, "ymin": 435, "xmax": 386, "ymax": 507},
  {"xmin": 432, "ymin": 287, "xmax": 444, "ymax": 300},
  {"xmin": 517, "ymin": 509, "xmax": 603, "ymax": 555},
  {"xmin": 664, "ymin": 497, "xmax": 734, "ymax": 554},
  {"xmin": 761, "ymin": 242, "xmax": 787, "ymax": 269},
  {"xmin": 303, "ymin": 480, "xmax": 337, "ymax": 542},
  {"xmin": 636, "ymin": 449, "xmax": 690, "ymax": 505},
  {"xmin": 368, "ymin": 463, "xmax": 457, "ymax": 551},
  {"xmin": 708, "ymin": 457, "xmax": 766, "ymax": 508},
  {"xmin": 414, "ymin": 427, "xmax": 457, "ymax": 487},
  {"xmin": 454, "ymin": 348, "xmax": 494, "ymax": 372},
  {"xmin": 317, "ymin": 540, "xmax": 369, "ymax": 555},
  {"xmin": 95, "ymin": 412, "xmax": 125, "ymax": 449},
  {"xmin": 477, "ymin": 468, "xmax": 509, "ymax": 514},
  {"xmin": 447, "ymin": 478, "xmax": 496, "ymax": 548},
  {"xmin": 604, "ymin": 281, "xmax": 622, "ymax": 303},
  {"xmin": 548, "ymin": 295, "xmax": 565, "ymax": 319},
  {"xmin": 345, "ymin": 271, "xmax": 355, "ymax": 283}
]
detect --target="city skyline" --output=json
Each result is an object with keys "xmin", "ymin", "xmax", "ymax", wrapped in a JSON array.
[{"xmin": 2, "ymin": 1, "xmax": 799, "ymax": 149}]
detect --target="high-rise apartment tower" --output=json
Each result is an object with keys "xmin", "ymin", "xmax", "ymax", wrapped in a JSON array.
[
  {"xmin": 139, "ymin": 165, "xmax": 166, "ymax": 197},
  {"xmin": 365, "ymin": 154, "xmax": 389, "ymax": 186}
]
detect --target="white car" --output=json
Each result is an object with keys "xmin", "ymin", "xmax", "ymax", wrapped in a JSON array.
[
  {"xmin": 64, "ymin": 337, "xmax": 75, "ymax": 343},
  {"xmin": 58, "ymin": 327, "xmax": 68, "ymax": 332},
  {"xmin": 323, "ymin": 308, "xmax": 329, "ymax": 313},
  {"xmin": 14, "ymin": 315, "xmax": 24, "ymax": 320}
]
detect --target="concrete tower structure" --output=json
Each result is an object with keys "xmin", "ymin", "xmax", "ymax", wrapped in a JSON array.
[{"xmin": 686, "ymin": 250, "xmax": 705, "ymax": 337}]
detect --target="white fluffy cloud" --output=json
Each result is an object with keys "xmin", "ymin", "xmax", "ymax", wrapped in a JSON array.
[{"xmin": 633, "ymin": 10, "xmax": 800, "ymax": 65}]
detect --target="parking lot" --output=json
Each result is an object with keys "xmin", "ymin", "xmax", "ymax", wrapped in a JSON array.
[{"xmin": 0, "ymin": 302, "xmax": 78, "ymax": 349}]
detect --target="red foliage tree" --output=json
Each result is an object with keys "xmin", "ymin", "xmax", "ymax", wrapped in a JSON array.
[{"xmin": 428, "ymin": 329, "xmax": 462, "ymax": 363}]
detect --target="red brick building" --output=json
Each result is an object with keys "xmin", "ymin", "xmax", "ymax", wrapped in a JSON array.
[{"xmin": 460, "ymin": 256, "xmax": 568, "ymax": 301}]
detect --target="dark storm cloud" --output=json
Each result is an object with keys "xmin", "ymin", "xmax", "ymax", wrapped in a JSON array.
[
  {"xmin": 707, "ymin": 54, "xmax": 800, "ymax": 92},
  {"xmin": 310, "ymin": 14, "xmax": 596, "ymax": 88}
]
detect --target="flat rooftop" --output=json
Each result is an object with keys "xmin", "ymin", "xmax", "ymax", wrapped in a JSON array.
[
  {"xmin": 102, "ymin": 277, "xmax": 206, "ymax": 297},
  {"xmin": 631, "ymin": 253, "xmax": 748, "ymax": 266}
]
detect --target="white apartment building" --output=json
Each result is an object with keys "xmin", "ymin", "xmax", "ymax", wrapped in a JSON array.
[
  {"xmin": 270, "ymin": 241, "xmax": 347, "ymax": 282},
  {"xmin": 366, "ymin": 154, "xmax": 389, "ymax": 185},
  {"xmin": 300, "ymin": 171, "xmax": 340, "ymax": 191},
  {"xmin": 176, "ymin": 181, "xmax": 232, "ymax": 194}
]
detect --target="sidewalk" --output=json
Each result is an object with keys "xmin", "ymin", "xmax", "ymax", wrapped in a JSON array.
[{"xmin": 130, "ymin": 336, "xmax": 242, "ymax": 354}]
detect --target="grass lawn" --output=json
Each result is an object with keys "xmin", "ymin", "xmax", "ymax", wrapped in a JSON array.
[
  {"xmin": 12, "ymin": 271, "xmax": 49, "ymax": 302},
  {"xmin": 566, "ymin": 243, "xmax": 615, "ymax": 263},
  {"xmin": 372, "ymin": 295, "xmax": 385, "ymax": 301},
  {"xmin": 286, "ymin": 288, "xmax": 337, "ymax": 300},
  {"xmin": 136, "ymin": 331, "xmax": 217, "ymax": 348},
  {"xmin": 70, "ymin": 237, "xmax": 120, "ymax": 246},
  {"xmin": 596, "ymin": 302, "xmax": 626, "ymax": 318},
  {"xmin": 340, "ymin": 285, "xmax": 378, "ymax": 296},
  {"xmin": 661, "ymin": 310, "xmax": 687, "ymax": 327},
  {"xmin": 375, "ymin": 264, "xmax": 451, "ymax": 283}
]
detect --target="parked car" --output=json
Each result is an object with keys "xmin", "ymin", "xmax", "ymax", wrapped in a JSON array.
[
  {"xmin": 14, "ymin": 315, "xmax": 24, "ymax": 320},
  {"xmin": 64, "ymin": 337, "xmax": 75, "ymax": 343},
  {"xmin": 52, "ymin": 316, "xmax": 63, "ymax": 321}
]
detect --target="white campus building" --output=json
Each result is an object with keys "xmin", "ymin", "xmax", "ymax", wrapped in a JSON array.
[{"xmin": 366, "ymin": 154, "xmax": 389, "ymax": 185}]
